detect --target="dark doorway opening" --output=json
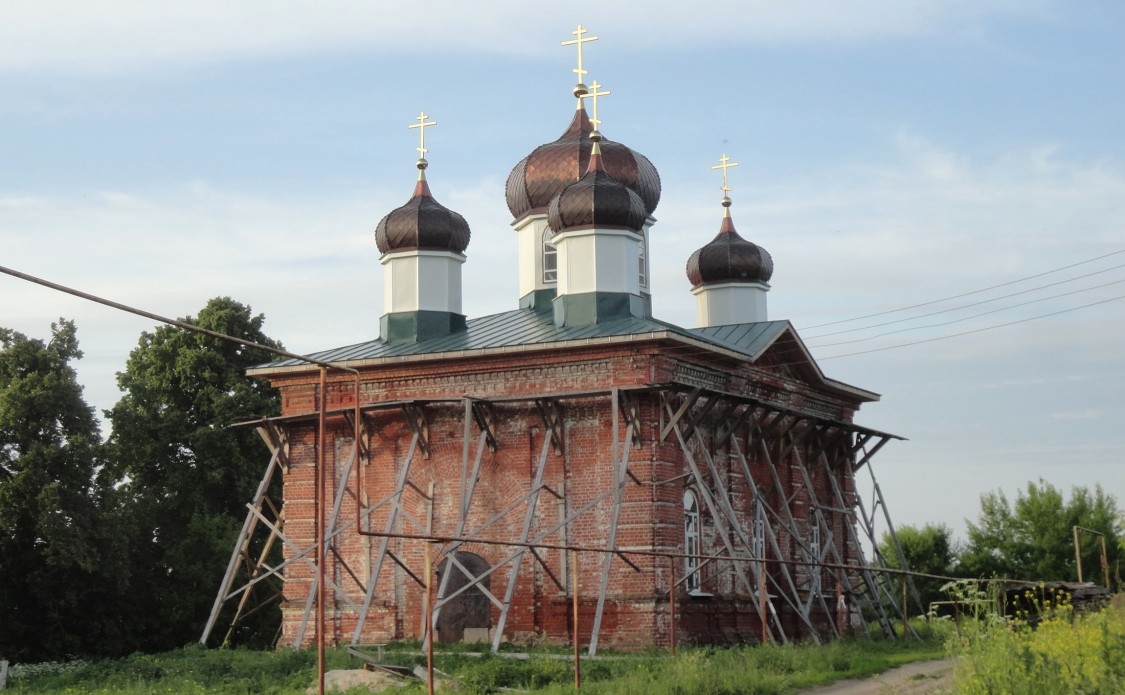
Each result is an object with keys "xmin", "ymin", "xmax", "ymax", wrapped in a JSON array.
[{"xmin": 435, "ymin": 551, "xmax": 491, "ymax": 643}]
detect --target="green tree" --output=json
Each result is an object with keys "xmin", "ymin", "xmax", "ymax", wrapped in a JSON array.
[
  {"xmin": 960, "ymin": 479, "xmax": 1122, "ymax": 583},
  {"xmin": 0, "ymin": 321, "xmax": 131, "ymax": 660},
  {"xmin": 106, "ymin": 297, "xmax": 283, "ymax": 651},
  {"xmin": 878, "ymin": 523, "xmax": 956, "ymax": 612}
]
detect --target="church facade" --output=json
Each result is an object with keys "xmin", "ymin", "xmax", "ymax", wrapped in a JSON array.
[{"xmin": 235, "ymin": 32, "xmax": 909, "ymax": 652}]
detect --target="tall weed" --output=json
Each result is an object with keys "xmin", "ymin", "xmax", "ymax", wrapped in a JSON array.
[{"xmin": 948, "ymin": 586, "xmax": 1125, "ymax": 694}]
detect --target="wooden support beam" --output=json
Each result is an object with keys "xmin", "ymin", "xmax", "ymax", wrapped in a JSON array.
[
  {"xmin": 351, "ymin": 433, "xmax": 421, "ymax": 643},
  {"xmin": 340, "ymin": 411, "xmax": 370, "ymax": 462},
  {"xmin": 470, "ymin": 399, "xmax": 499, "ymax": 452},
  {"xmin": 535, "ymin": 397, "xmax": 566, "ymax": 454},
  {"xmin": 619, "ymin": 391, "xmax": 644, "ymax": 448},
  {"xmin": 385, "ymin": 551, "xmax": 426, "ymax": 587},
  {"xmin": 200, "ymin": 445, "xmax": 283, "ymax": 646},
  {"xmin": 616, "ymin": 552, "xmax": 642, "ymax": 573},
  {"xmin": 401, "ymin": 403, "xmax": 431, "ymax": 459},
  {"xmin": 730, "ymin": 436, "xmax": 830, "ymax": 640},
  {"xmin": 530, "ymin": 548, "xmax": 567, "ymax": 592},
  {"xmin": 680, "ymin": 393, "xmax": 720, "ymax": 443},
  {"xmin": 255, "ymin": 422, "xmax": 292, "ymax": 472},
  {"xmin": 853, "ymin": 435, "xmax": 891, "ymax": 471},
  {"xmin": 590, "ymin": 387, "xmax": 633, "ymax": 656},
  {"xmin": 660, "ymin": 387, "xmax": 702, "ymax": 441},
  {"xmin": 706, "ymin": 398, "xmax": 739, "ymax": 449},
  {"xmin": 492, "ymin": 431, "xmax": 555, "ymax": 650},
  {"xmin": 715, "ymin": 403, "xmax": 758, "ymax": 448}
]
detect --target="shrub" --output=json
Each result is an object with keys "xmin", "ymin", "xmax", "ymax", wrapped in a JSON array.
[{"xmin": 949, "ymin": 589, "xmax": 1125, "ymax": 694}]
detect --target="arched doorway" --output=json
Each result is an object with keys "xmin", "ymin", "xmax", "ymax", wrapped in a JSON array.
[{"xmin": 435, "ymin": 551, "xmax": 491, "ymax": 643}]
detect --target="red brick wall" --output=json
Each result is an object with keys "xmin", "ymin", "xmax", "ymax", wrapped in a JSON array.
[{"xmin": 265, "ymin": 341, "xmax": 869, "ymax": 649}]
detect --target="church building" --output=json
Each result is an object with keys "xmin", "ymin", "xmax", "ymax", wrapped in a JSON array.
[{"xmin": 218, "ymin": 27, "xmax": 912, "ymax": 653}]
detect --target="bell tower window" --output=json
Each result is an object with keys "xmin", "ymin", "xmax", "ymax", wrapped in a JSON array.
[{"xmin": 542, "ymin": 229, "xmax": 557, "ymax": 284}]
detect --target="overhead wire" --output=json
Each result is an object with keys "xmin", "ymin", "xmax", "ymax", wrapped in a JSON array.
[
  {"xmin": 801, "ymin": 248, "xmax": 1125, "ymax": 330},
  {"xmin": 818, "ymin": 294, "xmax": 1125, "ymax": 360},
  {"xmin": 4, "ymin": 249, "xmax": 1123, "ymax": 381},
  {"xmin": 804, "ymin": 262, "xmax": 1125, "ymax": 340},
  {"xmin": 809, "ymin": 277, "xmax": 1125, "ymax": 349}
]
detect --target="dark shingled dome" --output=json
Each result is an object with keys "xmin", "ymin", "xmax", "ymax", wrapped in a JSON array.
[
  {"xmin": 375, "ymin": 177, "xmax": 471, "ymax": 255},
  {"xmin": 686, "ymin": 214, "xmax": 773, "ymax": 288},
  {"xmin": 505, "ymin": 108, "xmax": 661, "ymax": 220},
  {"xmin": 547, "ymin": 148, "xmax": 648, "ymax": 233}
]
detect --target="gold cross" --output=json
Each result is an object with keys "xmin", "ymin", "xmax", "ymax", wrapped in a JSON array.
[
  {"xmin": 562, "ymin": 24, "xmax": 598, "ymax": 87},
  {"xmin": 408, "ymin": 111, "xmax": 437, "ymax": 159},
  {"xmin": 712, "ymin": 154, "xmax": 739, "ymax": 193},
  {"xmin": 587, "ymin": 80, "xmax": 610, "ymax": 131}
]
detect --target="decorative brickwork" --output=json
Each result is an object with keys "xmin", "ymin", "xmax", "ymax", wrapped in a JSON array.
[{"xmin": 233, "ymin": 336, "xmax": 905, "ymax": 653}]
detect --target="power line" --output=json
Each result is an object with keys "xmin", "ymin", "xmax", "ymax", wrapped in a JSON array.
[
  {"xmin": 818, "ymin": 294, "xmax": 1125, "ymax": 361},
  {"xmin": 805, "ymin": 262, "xmax": 1125, "ymax": 340},
  {"xmin": 0, "ymin": 264, "xmax": 345, "ymax": 372},
  {"xmin": 801, "ymin": 249, "xmax": 1125, "ymax": 330},
  {"xmin": 809, "ymin": 277, "xmax": 1125, "ymax": 348}
]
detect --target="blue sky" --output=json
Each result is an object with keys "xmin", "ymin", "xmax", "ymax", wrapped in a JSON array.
[{"xmin": 3, "ymin": 0, "xmax": 1123, "ymax": 548}]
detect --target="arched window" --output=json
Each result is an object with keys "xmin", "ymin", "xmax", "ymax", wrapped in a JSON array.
[
  {"xmin": 683, "ymin": 489, "xmax": 701, "ymax": 592},
  {"xmin": 542, "ymin": 229, "xmax": 557, "ymax": 284}
]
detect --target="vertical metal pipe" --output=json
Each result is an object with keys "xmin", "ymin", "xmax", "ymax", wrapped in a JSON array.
[
  {"xmin": 902, "ymin": 578, "xmax": 908, "ymax": 638},
  {"xmin": 759, "ymin": 564, "xmax": 767, "ymax": 644},
  {"xmin": 571, "ymin": 549, "xmax": 580, "ymax": 691},
  {"xmin": 317, "ymin": 367, "xmax": 327, "ymax": 695},
  {"xmin": 1099, "ymin": 536, "xmax": 1110, "ymax": 589},
  {"xmin": 426, "ymin": 543, "xmax": 435, "ymax": 695},
  {"xmin": 1073, "ymin": 526, "xmax": 1084, "ymax": 583},
  {"xmin": 354, "ymin": 374, "xmax": 362, "ymax": 522},
  {"xmin": 835, "ymin": 585, "xmax": 845, "ymax": 636},
  {"xmin": 668, "ymin": 555, "xmax": 677, "ymax": 657},
  {"xmin": 461, "ymin": 399, "xmax": 472, "ymax": 516}
]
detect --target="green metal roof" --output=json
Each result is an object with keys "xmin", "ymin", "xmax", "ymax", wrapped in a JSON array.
[
  {"xmin": 252, "ymin": 307, "xmax": 878, "ymax": 402},
  {"xmin": 261, "ymin": 307, "xmax": 791, "ymax": 368}
]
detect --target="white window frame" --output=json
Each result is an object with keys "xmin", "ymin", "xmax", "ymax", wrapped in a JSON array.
[
  {"xmin": 542, "ymin": 228, "xmax": 557, "ymax": 284},
  {"xmin": 683, "ymin": 489, "xmax": 701, "ymax": 592}
]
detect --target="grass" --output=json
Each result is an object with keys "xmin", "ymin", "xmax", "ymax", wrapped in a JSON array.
[
  {"xmin": 5, "ymin": 628, "xmax": 950, "ymax": 695},
  {"xmin": 3, "ymin": 647, "xmax": 328, "ymax": 694}
]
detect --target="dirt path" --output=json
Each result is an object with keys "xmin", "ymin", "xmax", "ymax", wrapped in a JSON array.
[{"xmin": 793, "ymin": 659, "xmax": 954, "ymax": 695}]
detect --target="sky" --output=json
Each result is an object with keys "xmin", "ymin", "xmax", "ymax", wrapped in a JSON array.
[{"xmin": 2, "ymin": 0, "xmax": 1123, "ymax": 549}]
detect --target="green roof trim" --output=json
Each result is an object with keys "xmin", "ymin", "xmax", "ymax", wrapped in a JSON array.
[
  {"xmin": 379, "ymin": 310, "xmax": 467, "ymax": 344},
  {"xmin": 250, "ymin": 306, "xmax": 878, "ymax": 402},
  {"xmin": 552, "ymin": 291, "xmax": 650, "ymax": 327}
]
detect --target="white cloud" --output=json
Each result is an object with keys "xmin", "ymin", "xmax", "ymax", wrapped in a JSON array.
[
  {"xmin": 1, "ymin": 0, "xmax": 1053, "ymax": 74},
  {"xmin": 1, "ymin": 183, "xmax": 388, "ymax": 416},
  {"xmin": 649, "ymin": 133, "xmax": 1125, "ymax": 345}
]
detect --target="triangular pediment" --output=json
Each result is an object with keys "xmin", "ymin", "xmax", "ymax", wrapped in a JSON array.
[
  {"xmin": 752, "ymin": 325, "xmax": 823, "ymax": 384},
  {"xmin": 686, "ymin": 320, "xmax": 878, "ymax": 403}
]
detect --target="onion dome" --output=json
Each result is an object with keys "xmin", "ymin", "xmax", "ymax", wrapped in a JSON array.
[
  {"xmin": 505, "ymin": 108, "xmax": 661, "ymax": 220},
  {"xmin": 686, "ymin": 197, "xmax": 773, "ymax": 287},
  {"xmin": 375, "ymin": 162, "xmax": 470, "ymax": 255},
  {"xmin": 547, "ymin": 137, "xmax": 649, "ymax": 233}
]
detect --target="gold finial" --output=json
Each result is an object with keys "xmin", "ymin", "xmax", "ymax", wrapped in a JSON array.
[
  {"xmin": 587, "ymin": 80, "xmax": 610, "ymax": 140},
  {"xmin": 562, "ymin": 24, "xmax": 598, "ymax": 103},
  {"xmin": 408, "ymin": 111, "xmax": 437, "ymax": 176},
  {"xmin": 712, "ymin": 154, "xmax": 739, "ymax": 193},
  {"xmin": 712, "ymin": 154, "xmax": 739, "ymax": 215}
]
